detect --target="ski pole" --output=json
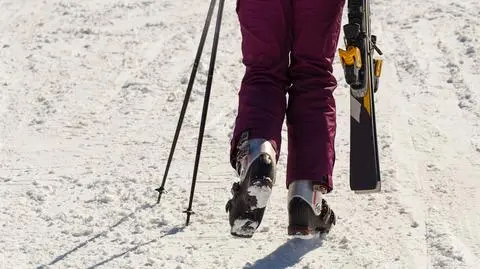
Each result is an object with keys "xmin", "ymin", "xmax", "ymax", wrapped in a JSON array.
[
  {"xmin": 184, "ymin": 0, "xmax": 225, "ymax": 226},
  {"xmin": 155, "ymin": 0, "xmax": 217, "ymax": 204}
]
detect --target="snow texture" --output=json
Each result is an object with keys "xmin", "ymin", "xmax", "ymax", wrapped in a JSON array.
[
  {"xmin": 248, "ymin": 184, "xmax": 272, "ymax": 209},
  {"xmin": 231, "ymin": 219, "xmax": 259, "ymax": 237},
  {"xmin": 0, "ymin": 0, "xmax": 479, "ymax": 268}
]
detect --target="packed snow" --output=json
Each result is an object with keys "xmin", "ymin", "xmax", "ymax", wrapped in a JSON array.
[{"xmin": 0, "ymin": 0, "xmax": 479, "ymax": 268}]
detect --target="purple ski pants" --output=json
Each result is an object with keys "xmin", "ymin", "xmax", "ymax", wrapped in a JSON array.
[{"xmin": 230, "ymin": 0, "xmax": 345, "ymax": 192}]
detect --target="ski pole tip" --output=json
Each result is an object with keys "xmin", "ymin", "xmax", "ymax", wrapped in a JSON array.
[{"xmin": 155, "ymin": 187, "xmax": 166, "ymax": 204}]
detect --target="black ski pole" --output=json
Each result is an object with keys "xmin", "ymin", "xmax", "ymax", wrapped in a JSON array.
[
  {"xmin": 155, "ymin": 0, "xmax": 217, "ymax": 204},
  {"xmin": 184, "ymin": 0, "xmax": 225, "ymax": 226}
]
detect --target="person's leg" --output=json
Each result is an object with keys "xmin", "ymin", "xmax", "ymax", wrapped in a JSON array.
[
  {"xmin": 286, "ymin": 0, "xmax": 345, "ymax": 192},
  {"xmin": 227, "ymin": 0, "xmax": 293, "ymax": 238},
  {"xmin": 230, "ymin": 0, "xmax": 292, "ymax": 168}
]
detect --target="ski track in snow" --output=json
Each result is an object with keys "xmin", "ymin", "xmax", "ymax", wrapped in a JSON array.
[{"xmin": 0, "ymin": 0, "xmax": 479, "ymax": 268}]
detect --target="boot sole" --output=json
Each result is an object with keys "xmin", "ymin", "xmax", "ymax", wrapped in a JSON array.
[
  {"xmin": 230, "ymin": 154, "xmax": 274, "ymax": 238},
  {"xmin": 230, "ymin": 178, "xmax": 273, "ymax": 237},
  {"xmin": 287, "ymin": 226, "xmax": 317, "ymax": 239}
]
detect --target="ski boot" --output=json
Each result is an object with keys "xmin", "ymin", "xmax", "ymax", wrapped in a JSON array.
[
  {"xmin": 287, "ymin": 180, "xmax": 336, "ymax": 237},
  {"xmin": 225, "ymin": 137, "xmax": 276, "ymax": 238}
]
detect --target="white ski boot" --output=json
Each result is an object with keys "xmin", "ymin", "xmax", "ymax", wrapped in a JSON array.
[
  {"xmin": 287, "ymin": 180, "xmax": 336, "ymax": 237},
  {"xmin": 226, "ymin": 136, "xmax": 276, "ymax": 238}
]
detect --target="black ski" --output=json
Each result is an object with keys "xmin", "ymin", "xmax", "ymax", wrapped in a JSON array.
[{"xmin": 339, "ymin": 0, "xmax": 383, "ymax": 192}]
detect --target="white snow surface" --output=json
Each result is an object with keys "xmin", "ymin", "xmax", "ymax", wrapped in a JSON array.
[
  {"xmin": 1, "ymin": 0, "xmax": 479, "ymax": 268},
  {"xmin": 248, "ymin": 184, "xmax": 272, "ymax": 209}
]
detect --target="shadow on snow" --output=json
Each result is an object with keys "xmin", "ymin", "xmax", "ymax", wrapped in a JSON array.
[
  {"xmin": 36, "ymin": 203, "xmax": 183, "ymax": 269},
  {"xmin": 243, "ymin": 235, "xmax": 325, "ymax": 269}
]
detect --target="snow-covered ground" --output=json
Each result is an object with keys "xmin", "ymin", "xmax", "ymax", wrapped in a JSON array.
[{"xmin": 1, "ymin": 0, "xmax": 479, "ymax": 268}]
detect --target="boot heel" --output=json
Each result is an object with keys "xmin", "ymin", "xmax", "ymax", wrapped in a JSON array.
[
  {"xmin": 288, "ymin": 197, "xmax": 315, "ymax": 236},
  {"xmin": 287, "ymin": 180, "xmax": 336, "ymax": 237},
  {"xmin": 227, "ymin": 139, "xmax": 276, "ymax": 238}
]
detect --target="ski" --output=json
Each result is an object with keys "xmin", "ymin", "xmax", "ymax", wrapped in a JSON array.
[{"xmin": 339, "ymin": 0, "xmax": 383, "ymax": 192}]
